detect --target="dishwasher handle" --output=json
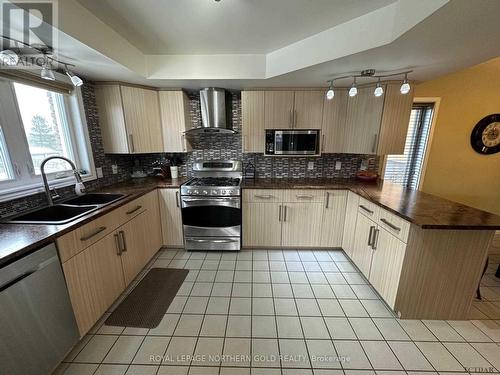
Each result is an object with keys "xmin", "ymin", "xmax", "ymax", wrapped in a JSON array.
[{"xmin": 0, "ymin": 255, "xmax": 58, "ymax": 293}]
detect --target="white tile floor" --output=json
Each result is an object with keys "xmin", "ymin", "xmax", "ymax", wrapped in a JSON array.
[{"xmin": 54, "ymin": 249, "xmax": 500, "ymax": 375}]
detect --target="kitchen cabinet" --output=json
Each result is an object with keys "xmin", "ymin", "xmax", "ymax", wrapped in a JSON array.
[
  {"xmin": 341, "ymin": 191, "xmax": 360, "ymax": 256},
  {"xmin": 119, "ymin": 211, "xmax": 150, "ymax": 285},
  {"xmin": 351, "ymin": 212, "xmax": 376, "ymax": 275},
  {"xmin": 264, "ymin": 91, "xmax": 294, "ymax": 128},
  {"xmin": 159, "ymin": 188, "xmax": 184, "ymax": 247},
  {"xmin": 293, "ymin": 90, "xmax": 324, "ymax": 128},
  {"xmin": 95, "ymin": 84, "xmax": 163, "ymax": 154},
  {"xmin": 243, "ymin": 202, "xmax": 282, "ymax": 247},
  {"xmin": 321, "ymin": 91, "xmax": 348, "ymax": 153},
  {"xmin": 241, "ymin": 91, "xmax": 265, "ymax": 152},
  {"xmin": 282, "ymin": 202, "xmax": 323, "ymax": 247},
  {"xmin": 369, "ymin": 227, "xmax": 406, "ymax": 308},
  {"xmin": 320, "ymin": 190, "xmax": 347, "ymax": 247},
  {"xmin": 158, "ymin": 90, "xmax": 192, "ymax": 152}
]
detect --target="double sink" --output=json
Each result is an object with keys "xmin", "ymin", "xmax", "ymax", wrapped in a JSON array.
[{"xmin": 7, "ymin": 193, "xmax": 126, "ymax": 225}]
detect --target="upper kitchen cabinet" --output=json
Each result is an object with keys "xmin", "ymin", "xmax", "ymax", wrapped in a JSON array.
[
  {"xmin": 158, "ymin": 90, "xmax": 192, "ymax": 153},
  {"xmin": 293, "ymin": 90, "xmax": 324, "ymax": 128},
  {"xmin": 241, "ymin": 91, "xmax": 265, "ymax": 153},
  {"xmin": 264, "ymin": 90, "xmax": 294, "ymax": 128},
  {"xmin": 321, "ymin": 91, "xmax": 348, "ymax": 153},
  {"xmin": 94, "ymin": 84, "xmax": 163, "ymax": 154}
]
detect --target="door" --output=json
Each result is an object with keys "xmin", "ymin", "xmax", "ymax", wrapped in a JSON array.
[
  {"xmin": 369, "ymin": 228, "xmax": 406, "ymax": 308},
  {"xmin": 62, "ymin": 232, "xmax": 125, "ymax": 335},
  {"xmin": 321, "ymin": 91, "xmax": 348, "ymax": 153},
  {"xmin": 344, "ymin": 86, "xmax": 384, "ymax": 154},
  {"xmin": 144, "ymin": 191, "xmax": 163, "ymax": 256},
  {"xmin": 282, "ymin": 202, "xmax": 323, "ymax": 247},
  {"xmin": 243, "ymin": 202, "xmax": 282, "ymax": 247},
  {"xmin": 242, "ymin": 91, "xmax": 265, "ymax": 152},
  {"xmin": 119, "ymin": 210, "xmax": 150, "ymax": 285},
  {"xmin": 159, "ymin": 91, "xmax": 191, "ymax": 152},
  {"xmin": 264, "ymin": 91, "xmax": 294, "ymax": 128},
  {"xmin": 342, "ymin": 192, "xmax": 360, "ymax": 256},
  {"xmin": 121, "ymin": 86, "xmax": 163, "ymax": 153},
  {"xmin": 159, "ymin": 189, "xmax": 184, "ymax": 247},
  {"xmin": 320, "ymin": 190, "xmax": 347, "ymax": 247},
  {"xmin": 351, "ymin": 212, "xmax": 376, "ymax": 276},
  {"xmin": 293, "ymin": 91, "xmax": 324, "ymax": 128}
]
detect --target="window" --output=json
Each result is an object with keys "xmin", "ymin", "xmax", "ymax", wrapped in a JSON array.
[
  {"xmin": 384, "ymin": 103, "xmax": 434, "ymax": 189},
  {"xmin": 0, "ymin": 79, "xmax": 95, "ymax": 201}
]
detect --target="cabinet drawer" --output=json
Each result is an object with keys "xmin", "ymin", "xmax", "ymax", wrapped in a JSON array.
[
  {"xmin": 377, "ymin": 209, "xmax": 410, "ymax": 243},
  {"xmin": 282, "ymin": 189, "xmax": 325, "ymax": 203},
  {"xmin": 357, "ymin": 196, "xmax": 379, "ymax": 221},
  {"xmin": 243, "ymin": 189, "xmax": 283, "ymax": 202}
]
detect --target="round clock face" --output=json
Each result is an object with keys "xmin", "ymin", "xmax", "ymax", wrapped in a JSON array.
[{"xmin": 470, "ymin": 114, "xmax": 500, "ymax": 155}]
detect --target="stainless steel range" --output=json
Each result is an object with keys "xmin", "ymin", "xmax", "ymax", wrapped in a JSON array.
[{"xmin": 180, "ymin": 160, "xmax": 242, "ymax": 251}]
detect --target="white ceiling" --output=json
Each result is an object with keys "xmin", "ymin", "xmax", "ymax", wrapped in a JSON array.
[{"xmin": 75, "ymin": 0, "xmax": 396, "ymax": 54}]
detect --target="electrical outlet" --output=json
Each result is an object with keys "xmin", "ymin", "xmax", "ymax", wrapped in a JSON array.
[
  {"xmin": 335, "ymin": 161, "xmax": 342, "ymax": 170},
  {"xmin": 96, "ymin": 167, "xmax": 103, "ymax": 178},
  {"xmin": 307, "ymin": 161, "xmax": 314, "ymax": 170},
  {"xmin": 111, "ymin": 165, "xmax": 118, "ymax": 175}
]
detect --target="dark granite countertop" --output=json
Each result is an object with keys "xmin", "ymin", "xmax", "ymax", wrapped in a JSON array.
[
  {"xmin": 0, "ymin": 177, "xmax": 185, "ymax": 267},
  {"xmin": 241, "ymin": 178, "xmax": 500, "ymax": 230}
]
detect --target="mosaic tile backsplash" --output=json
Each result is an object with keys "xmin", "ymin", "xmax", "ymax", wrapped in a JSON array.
[{"xmin": 0, "ymin": 86, "xmax": 378, "ymax": 217}]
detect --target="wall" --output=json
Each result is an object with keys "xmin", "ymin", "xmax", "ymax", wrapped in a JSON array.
[{"xmin": 415, "ymin": 57, "xmax": 500, "ymax": 215}]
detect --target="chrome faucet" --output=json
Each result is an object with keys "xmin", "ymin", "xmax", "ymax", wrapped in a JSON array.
[{"xmin": 40, "ymin": 156, "xmax": 85, "ymax": 206}]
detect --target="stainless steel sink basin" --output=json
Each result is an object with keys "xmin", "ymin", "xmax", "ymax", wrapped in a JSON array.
[
  {"xmin": 63, "ymin": 193, "xmax": 125, "ymax": 206},
  {"xmin": 7, "ymin": 205, "xmax": 98, "ymax": 225}
]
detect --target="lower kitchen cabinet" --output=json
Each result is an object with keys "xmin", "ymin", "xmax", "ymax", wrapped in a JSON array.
[
  {"xmin": 62, "ymin": 232, "xmax": 125, "ymax": 336},
  {"xmin": 243, "ymin": 202, "xmax": 282, "ymax": 247},
  {"xmin": 351, "ymin": 212, "xmax": 376, "ymax": 276},
  {"xmin": 159, "ymin": 188, "xmax": 184, "ymax": 247},
  {"xmin": 320, "ymin": 190, "xmax": 347, "ymax": 248},
  {"xmin": 119, "ymin": 211, "xmax": 150, "ymax": 285},
  {"xmin": 369, "ymin": 227, "xmax": 406, "ymax": 308},
  {"xmin": 341, "ymin": 191, "xmax": 359, "ymax": 256},
  {"xmin": 282, "ymin": 202, "xmax": 323, "ymax": 247}
]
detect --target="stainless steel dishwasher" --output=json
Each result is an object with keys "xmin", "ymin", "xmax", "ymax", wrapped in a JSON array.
[{"xmin": 0, "ymin": 243, "xmax": 79, "ymax": 375}]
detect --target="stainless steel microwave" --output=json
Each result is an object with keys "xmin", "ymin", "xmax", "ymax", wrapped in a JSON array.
[{"xmin": 265, "ymin": 129, "xmax": 321, "ymax": 156}]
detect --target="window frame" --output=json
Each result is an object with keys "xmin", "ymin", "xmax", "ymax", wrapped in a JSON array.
[{"xmin": 0, "ymin": 79, "xmax": 96, "ymax": 202}]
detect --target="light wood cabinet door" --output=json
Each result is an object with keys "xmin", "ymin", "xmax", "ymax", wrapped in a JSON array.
[
  {"xmin": 320, "ymin": 190, "xmax": 347, "ymax": 247},
  {"xmin": 369, "ymin": 227, "xmax": 406, "ymax": 308},
  {"xmin": 321, "ymin": 91, "xmax": 348, "ymax": 153},
  {"xmin": 144, "ymin": 190, "xmax": 163, "ymax": 256},
  {"xmin": 264, "ymin": 91, "xmax": 294, "ymax": 128},
  {"xmin": 341, "ymin": 191, "xmax": 360, "ymax": 257},
  {"xmin": 282, "ymin": 202, "xmax": 323, "ymax": 247},
  {"xmin": 351, "ymin": 212, "xmax": 376, "ymax": 276},
  {"xmin": 159, "ymin": 188, "xmax": 184, "ymax": 247},
  {"xmin": 377, "ymin": 83, "xmax": 415, "ymax": 155},
  {"xmin": 159, "ymin": 90, "xmax": 191, "ymax": 153},
  {"xmin": 119, "ymin": 210, "xmax": 150, "ymax": 285},
  {"xmin": 344, "ymin": 87, "xmax": 384, "ymax": 154},
  {"xmin": 121, "ymin": 86, "xmax": 163, "ymax": 153},
  {"xmin": 293, "ymin": 90, "xmax": 324, "ymax": 129},
  {"xmin": 241, "ymin": 91, "xmax": 265, "ymax": 152},
  {"xmin": 94, "ymin": 85, "xmax": 129, "ymax": 153},
  {"xmin": 62, "ymin": 232, "xmax": 125, "ymax": 336},
  {"xmin": 243, "ymin": 202, "xmax": 282, "ymax": 247}
]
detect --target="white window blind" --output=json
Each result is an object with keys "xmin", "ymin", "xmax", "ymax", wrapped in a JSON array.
[{"xmin": 384, "ymin": 103, "xmax": 434, "ymax": 189}]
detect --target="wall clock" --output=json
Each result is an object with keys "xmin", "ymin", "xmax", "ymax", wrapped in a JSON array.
[{"xmin": 470, "ymin": 114, "xmax": 500, "ymax": 155}]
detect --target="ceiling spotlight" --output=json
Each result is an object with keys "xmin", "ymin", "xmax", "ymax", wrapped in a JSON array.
[
  {"xmin": 400, "ymin": 73, "xmax": 411, "ymax": 94},
  {"xmin": 325, "ymin": 82, "xmax": 334, "ymax": 100},
  {"xmin": 0, "ymin": 49, "xmax": 19, "ymax": 66},
  {"xmin": 66, "ymin": 71, "xmax": 83, "ymax": 87},
  {"xmin": 41, "ymin": 62, "xmax": 55, "ymax": 81},
  {"xmin": 348, "ymin": 78, "xmax": 358, "ymax": 97},
  {"xmin": 374, "ymin": 79, "xmax": 384, "ymax": 97}
]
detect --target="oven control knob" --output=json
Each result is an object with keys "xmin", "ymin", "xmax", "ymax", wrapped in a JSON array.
[
  {"xmin": 211, "ymin": 190, "xmax": 218, "ymax": 195},
  {"xmin": 193, "ymin": 190, "xmax": 199, "ymax": 195},
  {"xmin": 202, "ymin": 190, "xmax": 208, "ymax": 195}
]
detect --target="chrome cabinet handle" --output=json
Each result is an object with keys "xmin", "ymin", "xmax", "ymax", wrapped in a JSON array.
[
  {"xmin": 368, "ymin": 226, "xmax": 375, "ymax": 246},
  {"xmin": 190, "ymin": 239, "xmax": 238, "ymax": 243},
  {"xmin": 114, "ymin": 233, "xmax": 122, "ymax": 255},
  {"xmin": 372, "ymin": 228, "xmax": 380, "ymax": 250},
  {"xmin": 126, "ymin": 205, "xmax": 142, "ymax": 215},
  {"xmin": 80, "ymin": 226, "xmax": 106, "ymax": 241},
  {"xmin": 129, "ymin": 134, "xmax": 135, "ymax": 153},
  {"xmin": 176, "ymin": 191, "xmax": 180, "ymax": 207},
  {"xmin": 325, "ymin": 192, "xmax": 330, "ymax": 209},
  {"xmin": 283, "ymin": 206, "xmax": 288, "ymax": 222},
  {"xmin": 293, "ymin": 109, "xmax": 297, "ymax": 128},
  {"xmin": 119, "ymin": 230, "xmax": 127, "ymax": 252},
  {"xmin": 372, "ymin": 133, "xmax": 378, "ymax": 153},
  {"xmin": 296, "ymin": 194, "xmax": 314, "ymax": 199},
  {"xmin": 255, "ymin": 195, "xmax": 273, "ymax": 199},
  {"xmin": 279, "ymin": 205, "xmax": 282, "ymax": 222},
  {"xmin": 380, "ymin": 218, "xmax": 401, "ymax": 232},
  {"xmin": 321, "ymin": 134, "xmax": 326, "ymax": 152},
  {"xmin": 359, "ymin": 205, "xmax": 374, "ymax": 214}
]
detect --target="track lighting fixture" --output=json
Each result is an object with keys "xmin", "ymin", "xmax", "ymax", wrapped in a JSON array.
[
  {"xmin": 66, "ymin": 70, "xmax": 83, "ymax": 87},
  {"xmin": 400, "ymin": 73, "xmax": 411, "ymax": 94},
  {"xmin": 0, "ymin": 49, "xmax": 19, "ymax": 66},
  {"xmin": 41, "ymin": 62, "xmax": 55, "ymax": 80},
  {"xmin": 325, "ymin": 81, "xmax": 334, "ymax": 100},
  {"xmin": 348, "ymin": 78, "xmax": 358, "ymax": 97},
  {"xmin": 374, "ymin": 78, "xmax": 384, "ymax": 97}
]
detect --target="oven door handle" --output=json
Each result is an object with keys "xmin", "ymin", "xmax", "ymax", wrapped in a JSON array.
[
  {"xmin": 182, "ymin": 197, "xmax": 239, "ymax": 202},
  {"xmin": 189, "ymin": 238, "xmax": 239, "ymax": 243}
]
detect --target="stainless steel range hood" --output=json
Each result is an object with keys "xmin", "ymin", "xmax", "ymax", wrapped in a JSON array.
[{"xmin": 186, "ymin": 87, "xmax": 235, "ymax": 134}]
